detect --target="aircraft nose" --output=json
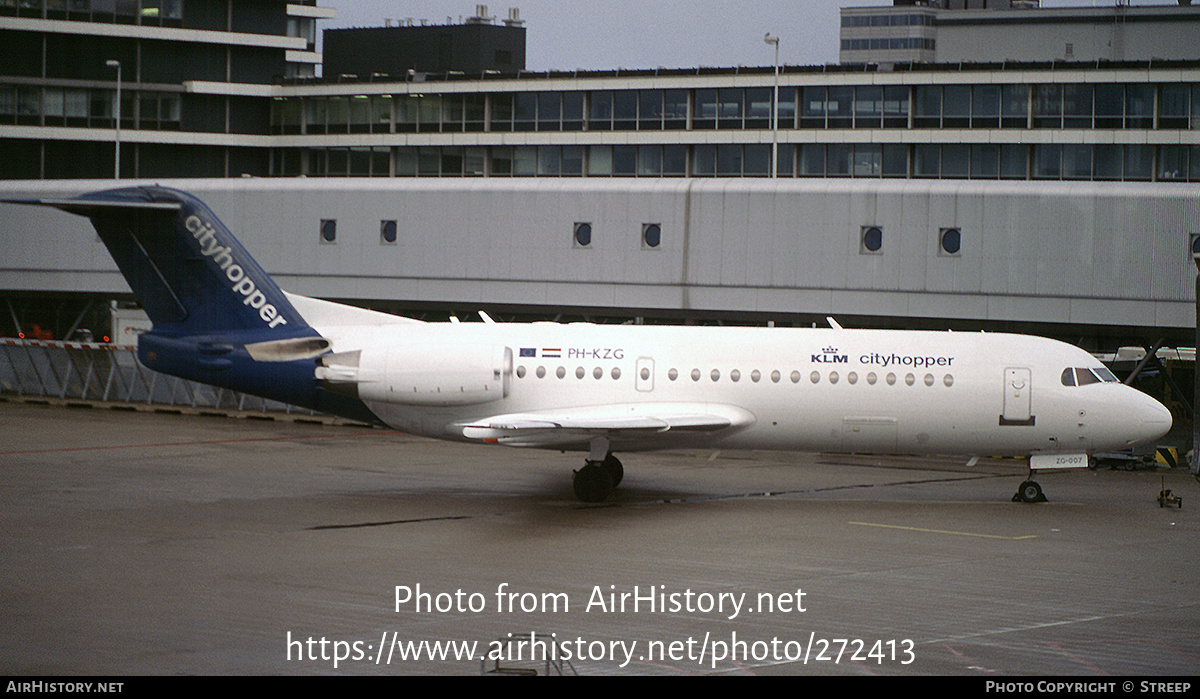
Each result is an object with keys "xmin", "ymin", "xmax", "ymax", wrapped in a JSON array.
[{"xmin": 1128, "ymin": 391, "xmax": 1173, "ymax": 446}]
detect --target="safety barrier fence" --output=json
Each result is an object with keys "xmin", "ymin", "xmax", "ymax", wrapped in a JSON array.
[{"xmin": 0, "ymin": 338, "xmax": 321, "ymax": 416}]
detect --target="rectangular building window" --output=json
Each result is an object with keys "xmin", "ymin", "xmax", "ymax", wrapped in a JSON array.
[
  {"xmin": 587, "ymin": 145, "xmax": 612, "ymax": 176},
  {"xmin": 613, "ymin": 91, "xmax": 637, "ymax": 131},
  {"xmin": 1093, "ymin": 144, "xmax": 1122, "ymax": 180},
  {"xmin": 853, "ymin": 145, "xmax": 881, "ymax": 177},
  {"xmin": 562, "ymin": 92, "xmax": 583, "ymax": 131},
  {"xmin": 1001, "ymin": 84, "xmax": 1028, "ymax": 129},
  {"xmin": 883, "ymin": 86, "xmax": 908, "ymax": 128},
  {"xmin": 854, "ymin": 86, "xmax": 882, "ymax": 129},
  {"xmin": 798, "ymin": 144, "xmax": 825, "ymax": 177},
  {"xmin": 972, "ymin": 85, "xmax": 1000, "ymax": 128},
  {"xmin": 638, "ymin": 90, "xmax": 663, "ymax": 130},
  {"xmin": 588, "ymin": 91, "xmax": 613, "ymax": 131},
  {"xmin": 694, "ymin": 89, "xmax": 717, "ymax": 130},
  {"xmin": 913, "ymin": 144, "xmax": 940, "ymax": 178},
  {"xmin": 664, "ymin": 145, "xmax": 688, "ymax": 175},
  {"xmin": 1158, "ymin": 145, "xmax": 1189, "ymax": 180},
  {"xmin": 914, "ymin": 86, "xmax": 941, "ymax": 129},
  {"xmin": 999, "ymin": 145, "xmax": 1027, "ymax": 179},
  {"xmin": 537, "ymin": 92, "xmax": 561, "ymax": 132},
  {"xmin": 664, "ymin": 89, "xmax": 688, "ymax": 130},
  {"xmin": 942, "ymin": 86, "xmax": 970, "ymax": 128},
  {"xmin": 1062, "ymin": 84, "xmax": 1093, "ymax": 129},
  {"xmin": 800, "ymin": 87, "xmax": 825, "ymax": 129},
  {"xmin": 1033, "ymin": 85, "xmax": 1062, "ymax": 129}
]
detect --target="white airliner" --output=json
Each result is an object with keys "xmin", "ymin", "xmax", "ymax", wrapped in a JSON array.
[{"xmin": 5, "ymin": 187, "xmax": 1173, "ymax": 503}]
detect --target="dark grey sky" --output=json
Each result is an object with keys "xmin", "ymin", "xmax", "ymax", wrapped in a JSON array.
[{"xmin": 321, "ymin": 1, "xmax": 1184, "ymax": 71}]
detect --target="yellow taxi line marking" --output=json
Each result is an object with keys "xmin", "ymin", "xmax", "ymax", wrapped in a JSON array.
[{"xmin": 849, "ymin": 521, "xmax": 1038, "ymax": 540}]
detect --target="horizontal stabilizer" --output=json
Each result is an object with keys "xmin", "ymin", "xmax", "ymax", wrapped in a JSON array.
[{"xmin": 1, "ymin": 197, "xmax": 182, "ymax": 216}]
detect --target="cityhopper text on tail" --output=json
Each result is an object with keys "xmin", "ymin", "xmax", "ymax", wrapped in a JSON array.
[{"xmin": 6, "ymin": 186, "xmax": 1173, "ymax": 503}]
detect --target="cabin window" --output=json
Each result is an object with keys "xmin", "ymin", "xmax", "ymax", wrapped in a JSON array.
[
  {"xmin": 867, "ymin": 372, "xmax": 877, "ymax": 385},
  {"xmin": 771, "ymin": 370, "xmax": 781, "ymax": 383},
  {"xmin": 612, "ymin": 367, "xmax": 622, "ymax": 380},
  {"xmin": 691, "ymin": 369, "xmax": 701, "ymax": 382},
  {"xmin": 924, "ymin": 373, "xmax": 935, "ymax": 386},
  {"xmin": 905, "ymin": 373, "xmax": 916, "ymax": 386},
  {"xmin": 730, "ymin": 369, "xmax": 741, "ymax": 383},
  {"xmin": 711, "ymin": 369, "xmax": 721, "ymax": 382},
  {"xmin": 943, "ymin": 374, "xmax": 954, "ymax": 387},
  {"xmin": 751, "ymin": 370, "xmax": 761, "ymax": 383},
  {"xmin": 593, "ymin": 367, "xmax": 603, "ymax": 380},
  {"xmin": 556, "ymin": 366, "xmax": 566, "ymax": 379},
  {"xmin": 536, "ymin": 366, "xmax": 546, "ymax": 379},
  {"xmin": 516, "ymin": 366, "xmax": 526, "ymax": 378},
  {"xmin": 829, "ymin": 371, "xmax": 839, "ymax": 384},
  {"xmin": 886, "ymin": 373, "xmax": 897, "ymax": 386},
  {"xmin": 847, "ymin": 372, "xmax": 858, "ymax": 384},
  {"xmin": 668, "ymin": 368, "xmax": 679, "ymax": 381},
  {"xmin": 576, "ymin": 367, "xmax": 585, "ymax": 379}
]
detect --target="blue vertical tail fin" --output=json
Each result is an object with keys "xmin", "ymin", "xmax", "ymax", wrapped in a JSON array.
[
  {"xmin": 29, "ymin": 186, "xmax": 311, "ymax": 338},
  {"xmin": 5, "ymin": 186, "xmax": 377, "ymax": 423}
]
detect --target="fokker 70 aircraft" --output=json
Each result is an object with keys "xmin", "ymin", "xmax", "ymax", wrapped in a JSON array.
[{"xmin": 5, "ymin": 187, "xmax": 1173, "ymax": 503}]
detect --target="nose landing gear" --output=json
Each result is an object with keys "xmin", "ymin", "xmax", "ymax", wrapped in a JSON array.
[{"xmin": 1013, "ymin": 479, "xmax": 1047, "ymax": 503}]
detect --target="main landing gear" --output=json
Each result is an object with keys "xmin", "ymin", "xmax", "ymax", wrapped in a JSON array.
[{"xmin": 573, "ymin": 453, "xmax": 623, "ymax": 503}]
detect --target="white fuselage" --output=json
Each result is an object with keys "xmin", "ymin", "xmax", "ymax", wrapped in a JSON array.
[{"xmin": 313, "ymin": 320, "xmax": 1172, "ymax": 458}]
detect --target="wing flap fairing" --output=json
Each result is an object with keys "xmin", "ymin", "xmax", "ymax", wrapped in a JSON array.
[{"xmin": 457, "ymin": 404, "xmax": 751, "ymax": 447}]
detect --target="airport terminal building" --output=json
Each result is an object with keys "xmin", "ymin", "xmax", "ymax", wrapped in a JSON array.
[{"xmin": 1, "ymin": 0, "xmax": 1199, "ymax": 347}]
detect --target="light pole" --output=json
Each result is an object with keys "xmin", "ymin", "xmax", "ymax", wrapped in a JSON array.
[
  {"xmin": 764, "ymin": 33, "xmax": 780, "ymax": 179},
  {"xmin": 1193, "ymin": 241, "xmax": 1200, "ymax": 475},
  {"xmin": 105, "ymin": 59, "xmax": 121, "ymax": 179}
]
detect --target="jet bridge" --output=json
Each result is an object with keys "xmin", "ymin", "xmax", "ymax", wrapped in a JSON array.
[{"xmin": 0, "ymin": 338, "xmax": 327, "ymax": 418}]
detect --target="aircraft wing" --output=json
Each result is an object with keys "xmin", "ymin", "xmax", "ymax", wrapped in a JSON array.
[{"xmin": 457, "ymin": 403, "xmax": 754, "ymax": 447}]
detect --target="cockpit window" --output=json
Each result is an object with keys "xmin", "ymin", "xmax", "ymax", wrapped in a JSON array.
[{"xmin": 1063, "ymin": 366, "xmax": 1121, "ymax": 387}]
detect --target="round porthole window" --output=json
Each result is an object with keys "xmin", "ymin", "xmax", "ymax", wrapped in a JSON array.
[
  {"xmin": 862, "ymin": 226, "xmax": 882, "ymax": 253},
  {"xmin": 643, "ymin": 223, "xmax": 661, "ymax": 248},
  {"xmin": 940, "ymin": 227, "xmax": 961, "ymax": 255},
  {"xmin": 320, "ymin": 219, "xmax": 337, "ymax": 243},
  {"xmin": 574, "ymin": 222, "xmax": 592, "ymax": 247},
  {"xmin": 380, "ymin": 220, "xmax": 397, "ymax": 244}
]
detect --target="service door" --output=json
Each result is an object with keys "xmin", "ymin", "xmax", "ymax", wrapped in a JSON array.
[
  {"xmin": 1002, "ymin": 367, "xmax": 1032, "ymax": 424},
  {"xmin": 636, "ymin": 357, "xmax": 654, "ymax": 392}
]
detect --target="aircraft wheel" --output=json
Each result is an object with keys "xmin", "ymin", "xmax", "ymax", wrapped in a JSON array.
[
  {"xmin": 601, "ymin": 453, "xmax": 624, "ymax": 487},
  {"xmin": 1016, "ymin": 480, "xmax": 1046, "ymax": 503},
  {"xmin": 573, "ymin": 462, "xmax": 614, "ymax": 503}
]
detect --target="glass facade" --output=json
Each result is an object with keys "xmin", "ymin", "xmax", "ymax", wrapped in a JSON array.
[{"xmin": 264, "ymin": 80, "xmax": 1200, "ymax": 182}]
